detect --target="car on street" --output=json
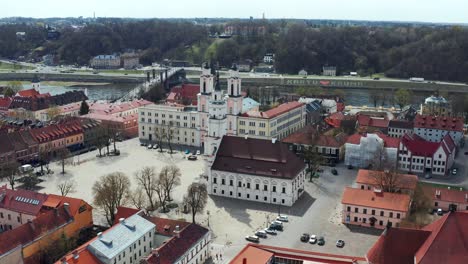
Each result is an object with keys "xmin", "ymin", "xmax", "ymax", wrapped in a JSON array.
[
  {"xmin": 424, "ymin": 174, "xmax": 432, "ymax": 179},
  {"xmin": 309, "ymin": 234, "xmax": 317, "ymax": 244},
  {"xmin": 188, "ymin": 155, "xmax": 197, "ymax": 161},
  {"xmin": 140, "ymin": 142, "xmax": 146, "ymax": 146},
  {"xmin": 185, "ymin": 149, "xmax": 190, "ymax": 154},
  {"xmin": 271, "ymin": 220, "xmax": 283, "ymax": 226},
  {"xmin": 331, "ymin": 169, "xmax": 338, "ymax": 175},
  {"xmin": 276, "ymin": 215, "xmax": 289, "ymax": 222},
  {"xmin": 196, "ymin": 150, "xmax": 201, "ymax": 155},
  {"xmin": 452, "ymin": 168, "xmax": 458, "ymax": 175},
  {"xmin": 300, "ymin": 233, "xmax": 310, "ymax": 242},
  {"xmin": 147, "ymin": 144, "xmax": 153, "ymax": 149},
  {"xmin": 270, "ymin": 224, "xmax": 283, "ymax": 231},
  {"xmin": 264, "ymin": 228, "xmax": 277, "ymax": 235},
  {"xmin": 317, "ymin": 236, "xmax": 325, "ymax": 246},
  {"xmin": 437, "ymin": 208, "xmax": 443, "ymax": 216},
  {"xmin": 255, "ymin": 230, "xmax": 268, "ymax": 238},
  {"xmin": 245, "ymin": 235, "xmax": 260, "ymax": 243},
  {"xmin": 336, "ymin": 239, "xmax": 345, "ymax": 248}
]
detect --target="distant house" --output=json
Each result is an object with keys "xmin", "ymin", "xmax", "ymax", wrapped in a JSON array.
[
  {"xmin": 398, "ymin": 133, "xmax": 455, "ymax": 176},
  {"xmin": 299, "ymin": 97, "xmax": 337, "ymax": 115},
  {"xmin": 388, "ymin": 120, "xmax": 413, "ymax": 138},
  {"xmin": 90, "ymin": 55, "xmax": 121, "ymax": 69},
  {"xmin": 420, "ymin": 95, "xmax": 451, "ymax": 116},
  {"xmin": 121, "ymin": 52, "xmax": 140, "ymax": 69},
  {"xmin": 357, "ymin": 114, "xmax": 390, "ymax": 134},
  {"xmin": 413, "ymin": 114, "xmax": 464, "ymax": 146},
  {"xmin": 355, "ymin": 169, "xmax": 418, "ymax": 195},
  {"xmin": 263, "ymin": 53, "xmax": 275, "ymax": 64},
  {"xmin": 322, "ymin": 66, "xmax": 336, "ymax": 76},
  {"xmin": 422, "ymin": 186, "xmax": 468, "ymax": 212},
  {"xmin": 298, "ymin": 69, "xmax": 308, "ymax": 76},
  {"xmin": 166, "ymin": 84, "xmax": 200, "ymax": 105},
  {"xmin": 237, "ymin": 60, "xmax": 252, "ymax": 72}
]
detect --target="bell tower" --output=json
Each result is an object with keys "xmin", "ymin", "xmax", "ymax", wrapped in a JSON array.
[{"xmin": 226, "ymin": 64, "xmax": 243, "ymax": 135}]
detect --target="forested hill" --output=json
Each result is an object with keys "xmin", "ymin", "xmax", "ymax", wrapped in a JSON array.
[{"xmin": 1, "ymin": 19, "xmax": 468, "ymax": 83}]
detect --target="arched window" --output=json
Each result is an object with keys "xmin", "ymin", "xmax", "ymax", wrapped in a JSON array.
[
  {"xmin": 215, "ymin": 94, "xmax": 217, "ymax": 100},
  {"xmin": 231, "ymin": 84, "xmax": 234, "ymax": 95},
  {"xmin": 203, "ymin": 82, "xmax": 206, "ymax": 93}
]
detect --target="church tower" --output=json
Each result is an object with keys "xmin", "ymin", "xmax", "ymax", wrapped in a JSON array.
[
  {"xmin": 226, "ymin": 64, "xmax": 243, "ymax": 135},
  {"xmin": 204, "ymin": 71, "xmax": 227, "ymax": 155},
  {"xmin": 197, "ymin": 62, "xmax": 215, "ymax": 147}
]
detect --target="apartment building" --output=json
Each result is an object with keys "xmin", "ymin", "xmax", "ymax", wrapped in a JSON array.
[
  {"xmin": 138, "ymin": 104, "xmax": 201, "ymax": 147},
  {"xmin": 388, "ymin": 120, "xmax": 413, "ymax": 138},
  {"xmin": 413, "ymin": 114, "xmax": 464, "ymax": 146}
]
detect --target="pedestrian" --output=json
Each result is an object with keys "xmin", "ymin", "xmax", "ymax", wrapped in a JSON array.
[{"xmin": 216, "ymin": 254, "xmax": 218, "ymax": 260}]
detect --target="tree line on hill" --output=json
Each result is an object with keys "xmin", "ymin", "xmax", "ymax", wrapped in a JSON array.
[{"xmin": 1, "ymin": 20, "xmax": 468, "ymax": 82}]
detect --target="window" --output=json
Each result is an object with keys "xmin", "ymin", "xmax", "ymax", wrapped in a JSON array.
[
  {"xmin": 221, "ymin": 179, "xmax": 225, "ymax": 185},
  {"xmin": 229, "ymin": 191, "xmax": 232, "ymax": 196},
  {"xmin": 259, "ymin": 131, "xmax": 266, "ymax": 136},
  {"xmin": 213, "ymin": 178, "xmax": 217, "ymax": 184},
  {"xmin": 238, "ymin": 193, "xmax": 241, "ymax": 197},
  {"xmin": 17, "ymin": 216, "xmax": 20, "ymax": 223},
  {"xmin": 249, "ymin": 122, "xmax": 255, "ymax": 127},
  {"xmin": 363, "ymin": 209, "xmax": 367, "ymax": 214},
  {"xmin": 255, "ymin": 195, "xmax": 258, "ymax": 200},
  {"xmin": 435, "ymin": 202, "xmax": 438, "ymax": 206},
  {"xmin": 281, "ymin": 199, "xmax": 285, "ymax": 204},
  {"xmin": 247, "ymin": 194, "xmax": 250, "ymax": 198},
  {"xmin": 282, "ymin": 187, "xmax": 286, "ymax": 193},
  {"xmin": 272, "ymin": 186, "xmax": 276, "ymax": 192},
  {"xmin": 264, "ymin": 196, "xmax": 267, "ymax": 201},
  {"xmin": 379, "ymin": 220, "xmax": 383, "ymax": 226},
  {"xmin": 247, "ymin": 183, "xmax": 250, "ymax": 189},
  {"xmin": 0, "ymin": 212, "xmax": 3, "ymax": 218},
  {"xmin": 238, "ymin": 181, "xmax": 242, "ymax": 187},
  {"xmin": 221, "ymin": 190, "xmax": 224, "ymax": 194},
  {"xmin": 347, "ymin": 206, "xmax": 351, "ymax": 212},
  {"xmin": 263, "ymin": 185, "xmax": 268, "ymax": 191},
  {"xmin": 8, "ymin": 214, "xmax": 11, "ymax": 220},
  {"xmin": 355, "ymin": 208, "xmax": 359, "ymax": 213},
  {"xmin": 380, "ymin": 211, "xmax": 384, "ymax": 216},
  {"xmin": 255, "ymin": 184, "xmax": 259, "ymax": 190},
  {"xmin": 354, "ymin": 217, "xmax": 358, "ymax": 222},
  {"xmin": 363, "ymin": 218, "xmax": 367, "ymax": 223},
  {"xmin": 229, "ymin": 180, "xmax": 233, "ymax": 186},
  {"xmin": 397, "ymin": 213, "xmax": 401, "ymax": 219},
  {"xmin": 389, "ymin": 212, "xmax": 394, "ymax": 218},
  {"xmin": 372, "ymin": 210, "xmax": 375, "ymax": 215}
]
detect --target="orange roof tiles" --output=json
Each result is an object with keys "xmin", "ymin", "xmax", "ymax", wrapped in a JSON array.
[
  {"xmin": 422, "ymin": 186, "xmax": 468, "ymax": 205},
  {"xmin": 341, "ymin": 187, "xmax": 411, "ymax": 212},
  {"xmin": 356, "ymin": 170, "xmax": 418, "ymax": 191},
  {"xmin": 243, "ymin": 101, "xmax": 304, "ymax": 119},
  {"xmin": 346, "ymin": 132, "xmax": 400, "ymax": 148},
  {"xmin": 230, "ymin": 244, "xmax": 274, "ymax": 264}
]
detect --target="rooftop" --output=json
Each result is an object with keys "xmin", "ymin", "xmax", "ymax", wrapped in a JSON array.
[
  {"xmin": 357, "ymin": 115, "xmax": 389, "ymax": 128},
  {"xmin": 212, "ymin": 136, "xmax": 306, "ymax": 179},
  {"xmin": 389, "ymin": 119, "xmax": 414, "ymax": 129},
  {"xmin": 0, "ymin": 184, "xmax": 48, "ymax": 215},
  {"xmin": 422, "ymin": 186, "xmax": 468, "ymax": 205},
  {"xmin": 401, "ymin": 133, "xmax": 455, "ymax": 157},
  {"xmin": 414, "ymin": 114, "xmax": 463, "ymax": 132},
  {"xmin": 282, "ymin": 126, "xmax": 348, "ymax": 148},
  {"xmin": 346, "ymin": 132, "xmax": 400, "ymax": 148},
  {"xmin": 341, "ymin": 187, "xmax": 411, "ymax": 212},
  {"xmin": 88, "ymin": 214, "xmax": 155, "ymax": 260},
  {"xmin": 242, "ymin": 101, "xmax": 304, "ymax": 119},
  {"xmin": 356, "ymin": 170, "xmax": 418, "ymax": 191},
  {"xmin": 230, "ymin": 244, "xmax": 366, "ymax": 264}
]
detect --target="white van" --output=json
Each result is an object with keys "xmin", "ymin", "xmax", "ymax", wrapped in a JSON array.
[{"xmin": 20, "ymin": 164, "xmax": 33, "ymax": 173}]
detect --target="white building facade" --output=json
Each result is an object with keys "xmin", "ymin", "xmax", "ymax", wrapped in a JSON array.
[{"xmin": 413, "ymin": 115, "xmax": 464, "ymax": 146}]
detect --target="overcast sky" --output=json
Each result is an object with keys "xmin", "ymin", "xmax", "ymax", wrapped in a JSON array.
[{"xmin": 2, "ymin": 0, "xmax": 467, "ymax": 24}]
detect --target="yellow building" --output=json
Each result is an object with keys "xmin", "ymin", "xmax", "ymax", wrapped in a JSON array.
[{"xmin": 237, "ymin": 101, "xmax": 306, "ymax": 140}]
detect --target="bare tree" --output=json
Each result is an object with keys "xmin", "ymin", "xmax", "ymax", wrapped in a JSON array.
[
  {"xmin": 56, "ymin": 147, "xmax": 71, "ymax": 174},
  {"xmin": 134, "ymin": 166, "xmax": 158, "ymax": 210},
  {"xmin": 154, "ymin": 178, "xmax": 169, "ymax": 213},
  {"xmin": 183, "ymin": 183, "xmax": 208, "ymax": 224},
  {"xmin": 153, "ymin": 126, "xmax": 165, "ymax": 152},
  {"xmin": 46, "ymin": 105, "xmax": 61, "ymax": 120},
  {"xmin": 128, "ymin": 189, "xmax": 149, "ymax": 210},
  {"xmin": 57, "ymin": 179, "xmax": 77, "ymax": 196},
  {"xmin": 369, "ymin": 170, "xmax": 403, "ymax": 193},
  {"xmin": 95, "ymin": 126, "xmax": 110, "ymax": 157},
  {"xmin": 92, "ymin": 172, "xmax": 131, "ymax": 226},
  {"xmin": 302, "ymin": 129, "xmax": 324, "ymax": 181},
  {"xmin": 0, "ymin": 161, "xmax": 20, "ymax": 190},
  {"xmin": 159, "ymin": 165, "xmax": 181, "ymax": 202},
  {"xmin": 165, "ymin": 123, "xmax": 176, "ymax": 154},
  {"xmin": 38, "ymin": 143, "xmax": 53, "ymax": 174}
]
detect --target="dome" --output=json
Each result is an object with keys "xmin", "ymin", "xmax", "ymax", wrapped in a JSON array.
[{"xmin": 425, "ymin": 95, "xmax": 447, "ymax": 104}]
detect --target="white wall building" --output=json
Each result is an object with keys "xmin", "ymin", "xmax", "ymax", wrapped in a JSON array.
[
  {"xmin": 344, "ymin": 133, "xmax": 399, "ymax": 169},
  {"xmin": 398, "ymin": 133, "xmax": 455, "ymax": 176},
  {"xmin": 138, "ymin": 104, "xmax": 201, "ymax": 147},
  {"xmin": 208, "ymin": 136, "xmax": 306, "ymax": 206},
  {"xmin": 299, "ymin": 97, "xmax": 337, "ymax": 114},
  {"xmin": 413, "ymin": 115, "xmax": 464, "ymax": 146}
]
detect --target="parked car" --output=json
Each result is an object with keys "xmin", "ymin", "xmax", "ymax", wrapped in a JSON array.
[
  {"xmin": 188, "ymin": 155, "xmax": 197, "ymax": 161},
  {"xmin": 300, "ymin": 233, "xmax": 310, "ymax": 242},
  {"xmin": 336, "ymin": 239, "xmax": 345, "ymax": 248},
  {"xmin": 271, "ymin": 220, "xmax": 283, "ymax": 226},
  {"xmin": 437, "ymin": 208, "xmax": 443, "ymax": 216},
  {"xmin": 331, "ymin": 169, "xmax": 338, "ymax": 175},
  {"xmin": 185, "ymin": 149, "xmax": 191, "ymax": 154},
  {"xmin": 424, "ymin": 174, "xmax": 432, "ymax": 179},
  {"xmin": 270, "ymin": 224, "xmax": 283, "ymax": 231},
  {"xmin": 452, "ymin": 168, "xmax": 458, "ymax": 175},
  {"xmin": 309, "ymin": 234, "xmax": 317, "ymax": 244},
  {"xmin": 140, "ymin": 142, "xmax": 146, "ymax": 146},
  {"xmin": 317, "ymin": 236, "xmax": 325, "ymax": 246},
  {"xmin": 276, "ymin": 215, "xmax": 289, "ymax": 222},
  {"xmin": 255, "ymin": 230, "xmax": 267, "ymax": 238},
  {"xmin": 147, "ymin": 144, "xmax": 153, "ymax": 149},
  {"xmin": 245, "ymin": 235, "xmax": 260, "ymax": 243},
  {"xmin": 196, "ymin": 150, "xmax": 201, "ymax": 155},
  {"xmin": 264, "ymin": 228, "xmax": 277, "ymax": 235}
]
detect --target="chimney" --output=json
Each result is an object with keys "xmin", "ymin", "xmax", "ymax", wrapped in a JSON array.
[
  {"xmin": 72, "ymin": 250, "xmax": 79, "ymax": 260},
  {"xmin": 97, "ymin": 232, "xmax": 103, "ymax": 238},
  {"xmin": 243, "ymin": 258, "xmax": 247, "ymax": 264},
  {"xmin": 28, "ymin": 219, "xmax": 34, "ymax": 231},
  {"xmin": 63, "ymin": 202, "xmax": 71, "ymax": 216}
]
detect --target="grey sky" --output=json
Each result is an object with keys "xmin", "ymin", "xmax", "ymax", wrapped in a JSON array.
[{"xmin": 2, "ymin": 0, "xmax": 467, "ymax": 24}]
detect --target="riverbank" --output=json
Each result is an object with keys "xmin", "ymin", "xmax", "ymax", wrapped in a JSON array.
[{"xmin": 0, "ymin": 80, "xmax": 110, "ymax": 86}]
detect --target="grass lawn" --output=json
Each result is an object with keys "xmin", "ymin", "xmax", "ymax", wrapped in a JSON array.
[
  {"xmin": 0, "ymin": 61, "xmax": 33, "ymax": 70},
  {"xmin": 418, "ymin": 181, "xmax": 465, "ymax": 191}
]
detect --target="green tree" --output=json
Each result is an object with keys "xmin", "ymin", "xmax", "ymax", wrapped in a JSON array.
[
  {"xmin": 79, "ymin": 100, "xmax": 89, "ymax": 115},
  {"xmin": 394, "ymin": 88, "xmax": 413, "ymax": 109}
]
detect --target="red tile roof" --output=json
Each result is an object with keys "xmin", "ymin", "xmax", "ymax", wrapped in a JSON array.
[
  {"xmin": 401, "ymin": 133, "xmax": 455, "ymax": 157},
  {"xmin": 212, "ymin": 136, "xmax": 306, "ymax": 179},
  {"xmin": 0, "ymin": 97, "xmax": 12, "ymax": 110},
  {"xmin": 356, "ymin": 170, "xmax": 418, "ymax": 191},
  {"xmin": 16, "ymin": 89, "xmax": 41, "ymax": 98},
  {"xmin": 282, "ymin": 126, "xmax": 348, "ymax": 148},
  {"xmin": 422, "ymin": 186, "xmax": 468, "ymax": 205},
  {"xmin": 0, "ymin": 205, "xmax": 73, "ymax": 255},
  {"xmin": 346, "ymin": 133, "xmax": 399, "ymax": 148},
  {"xmin": 243, "ymin": 101, "xmax": 304, "ymax": 119},
  {"xmin": 414, "ymin": 114, "xmax": 463, "ymax": 132},
  {"xmin": 231, "ymin": 244, "xmax": 366, "ymax": 264},
  {"xmin": 167, "ymin": 84, "xmax": 200, "ymax": 105},
  {"xmin": 341, "ymin": 187, "xmax": 411, "ymax": 212},
  {"xmin": 366, "ymin": 227, "xmax": 431, "ymax": 264},
  {"xmin": 0, "ymin": 184, "xmax": 48, "ymax": 216},
  {"xmin": 357, "ymin": 115, "xmax": 389, "ymax": 128},
  {"xmin": 367, "ymin": 211, "xmax": 468, "ymax": 264}
]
